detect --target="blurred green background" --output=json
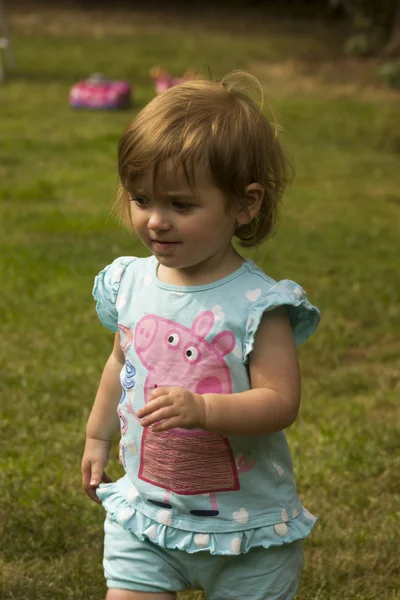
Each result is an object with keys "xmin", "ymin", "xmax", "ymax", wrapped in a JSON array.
[{"xmin": 0, "ymin": 2, "xmax": 399, "ymax": 599}]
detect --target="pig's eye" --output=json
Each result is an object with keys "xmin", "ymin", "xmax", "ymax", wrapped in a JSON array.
[
  {"xmin": 167, "ymin": 333, "xmax": 180, "ymax": 347},
  {"xmin": 185, "ymin": 346, "xmax": 199, "ymax": 361}
]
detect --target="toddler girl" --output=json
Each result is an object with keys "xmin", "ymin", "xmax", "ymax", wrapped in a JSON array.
[{"xmin": 81, "ymin": 71, "xmax": 321, "ymax": 600}]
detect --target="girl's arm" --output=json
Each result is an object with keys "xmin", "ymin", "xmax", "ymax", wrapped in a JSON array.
[
  {"xmin": 81, "ymin": 333, "xmax": 124, "ymax": 502},
  {"xmin": 203, "ymin": 307, "xmax": 301, "ymax": 435},
  {"xmin": 85, "ymin": 333, "xmax": 124, "ymax": 441}
]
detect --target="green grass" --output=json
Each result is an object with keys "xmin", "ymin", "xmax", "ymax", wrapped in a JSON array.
[{"xmin": 1, "ymin": 6, "xmax": 399, "ymax": 600}]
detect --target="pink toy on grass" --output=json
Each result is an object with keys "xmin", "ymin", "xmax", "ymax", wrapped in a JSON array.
[
  {"xmin": 150, "ymin": 66, "xmax": 194, "ymax": 94},
  {"xmin": 69, "ymin": 73, "xmax": 132, "ymax": 109}
]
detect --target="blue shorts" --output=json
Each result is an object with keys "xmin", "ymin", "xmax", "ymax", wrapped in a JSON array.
[{"xmin": 104, "ymin": 514, "xmax": 303, "ymax": 600}]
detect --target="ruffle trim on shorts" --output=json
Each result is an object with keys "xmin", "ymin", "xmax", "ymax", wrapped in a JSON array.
[{"xmin": 96, "ymin": 482, "xmax": 317, "ymax": 556}]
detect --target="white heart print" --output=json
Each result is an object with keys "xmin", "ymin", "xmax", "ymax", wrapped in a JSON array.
[
  {"xmin": 144, "ymin": 274, "xmax": 152, "ymax": 286},
  {"xmin": 245, "ymin": 289, "xmax": 262, "ymax": 302},
  {"xmin": 281, "ymin": 509, "xmax": 289, "ymax": 522},
  {"xmin": 118, "ymin": 507, "xmax": 134, "ymax": 521},
  {"xmin": 231, "ymin": 537, "xmax": 242, "ymax": 553},
  {"xmin": 232, "ymin": 507, "xmax": 248, "ymax": 524},
  {"xmin": 274, "ymin": 522, "xmax": 288, "ymax": 537},
  {"xmin": 232, "ymin": 344, "xmax": 242, "ymax": 359},
  {"xmin": 157, "ymin": 510, "xmax": 172, "ymax": 526},
  {"xmin": 146, "ymin": 524, "xmax": 157, "ymax": 539},
  {"xmin": 126, "ymin": 440, "xmax": 137, "ymax": 454},
  {"xmin": 127, "ymin": 487, "xmax": 139, "ymax": 502},
  {"xmin": 194, "ymin": 533, "xmax": 210, "ymax": 548},
  {"xmin": 211, "ymin": 305, "xmax": 225, "ymax": 320}
]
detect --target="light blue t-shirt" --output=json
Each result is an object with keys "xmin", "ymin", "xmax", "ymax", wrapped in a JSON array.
[{"xmin": 94, "ymin": 255, "xmax": 321, "ymax": 555}]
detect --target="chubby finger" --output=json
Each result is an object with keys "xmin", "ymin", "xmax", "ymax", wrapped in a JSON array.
[
  {"xmin": 81, "ymin": 461, "xmax": 92, "ymax": 489},
  {"xmin": 85, "ymin": 486, "xmax": 102, "ymax": 504},
  {"xmin": 82, "ymin": 473, "xmax": 102, "ymax": 504},
  {"xmin": 101, "ymin": 471, "xmax": 112, "ymax": 484},
  {"xmin": 141, "ymin": 406, "xmax": 176, "ymax": 427},
  {"xmin": 89, "ymin": 461, "xmax": 106, "ymax": 487},
  {"xmin": 84, "ymin": 469, "xmax": 111, "ymax": 504},
  {"xmin": 148, "ymin": 386, "xmax": 170, "ymax": 401},
  {"xmin": 137, "ymin": 396, "xmax": 170, "ymax": 418},
  {"xmin": 152, "ymin": 416, "xmax": 182, "ymax": 432}
]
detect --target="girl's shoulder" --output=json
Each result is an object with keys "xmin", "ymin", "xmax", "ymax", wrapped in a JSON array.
[
  {"xmin": 95, "ymin": 255, "xmax": 153, "ymax": 283},
  {"xmin": 241, "ymin": 259, "xmax": 279, "ymax": 288}
]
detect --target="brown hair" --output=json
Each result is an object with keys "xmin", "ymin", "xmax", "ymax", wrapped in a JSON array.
[{"xmin": 115, "ymin": 71, "xmax": 293, "ymax": 247}]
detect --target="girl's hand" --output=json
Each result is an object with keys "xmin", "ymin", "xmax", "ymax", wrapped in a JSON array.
[
  {"xmin": 137, "ymin": 387, "xmax": 206, "ymax": 432},
  {"xmin": 81, "ymin": 438, "xmax": 112, "ymax": 504}
]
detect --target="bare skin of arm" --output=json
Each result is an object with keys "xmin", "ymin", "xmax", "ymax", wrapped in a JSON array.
[
  {"xmin": 203, "ymin": 306, "xmax": 301, "ymax": 435},
  {"xmin": 138, "ymin": 307, "xmax": 301, "ymax": 436},
  {"xmin": 81, "ymin": 333, "xmax": 125, "ymax": 503}
]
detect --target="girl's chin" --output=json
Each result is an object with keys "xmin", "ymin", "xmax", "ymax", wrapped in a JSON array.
[{"xmin": 154, "ymin": 255, "xmax": 198, "ymax": 271}]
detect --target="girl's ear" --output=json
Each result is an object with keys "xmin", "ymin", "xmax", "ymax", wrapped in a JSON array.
[{"xmin": 235, "ymin": 183, "xmax": 265, "ymax": 225}]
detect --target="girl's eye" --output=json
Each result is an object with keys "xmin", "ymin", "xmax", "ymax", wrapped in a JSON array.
[
  {"xmin": 131, "ymin": 196, "xmax": 149, "ymax": 207},
  {"xmin": 172, "ymin": 201, "xmax": 193, "ymax": 211}
]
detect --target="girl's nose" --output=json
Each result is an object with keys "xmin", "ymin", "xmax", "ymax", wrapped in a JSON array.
[{"xmin": 147, "ymin": 209, "xmax": 171, "ymax": 231}]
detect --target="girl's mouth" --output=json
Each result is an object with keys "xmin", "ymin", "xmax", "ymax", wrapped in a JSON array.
[{"xmin": 152, "ymin": 240, "xmax": 181, "ymax": 252}]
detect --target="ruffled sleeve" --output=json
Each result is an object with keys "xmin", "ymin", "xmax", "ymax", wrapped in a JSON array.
[
  {"xmin": 92, "ymin": 257, "xmax": 136, "ymax": 332},
  {"xmin": 244, "ymin": 280, "xmax": 320, "ymax": 359}
]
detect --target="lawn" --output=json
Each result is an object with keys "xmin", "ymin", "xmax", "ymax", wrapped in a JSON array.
[{"xmin": 0, "ymin": 5, "xmax": 399, "ymax": 600}]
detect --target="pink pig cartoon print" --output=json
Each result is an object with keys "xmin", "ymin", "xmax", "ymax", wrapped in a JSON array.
[{"xmin": 129, "ymin": 311, "xmax": 251, "ymax": 516}]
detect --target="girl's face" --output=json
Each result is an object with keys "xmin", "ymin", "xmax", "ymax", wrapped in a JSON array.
[{"xmin": 128, "ymin": 163, "xmax": 242, "ymax": 278}]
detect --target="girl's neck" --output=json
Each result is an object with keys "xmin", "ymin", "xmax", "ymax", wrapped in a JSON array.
[{"xmin": 157, "ymin": 245, "xmax": 245, "ymax": 287}]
